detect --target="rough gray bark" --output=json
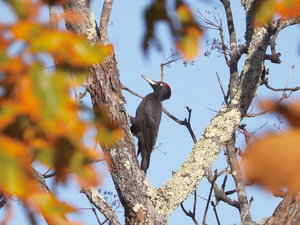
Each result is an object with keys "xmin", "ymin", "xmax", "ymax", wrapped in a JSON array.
[{"xmin": 61, "ymin": 0, "xmax": 300, "ymax": 224}]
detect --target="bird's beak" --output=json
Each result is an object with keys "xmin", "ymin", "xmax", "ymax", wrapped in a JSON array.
[{"xmin": 141, "ymin": 75, "xmax": 157, "ymax": 87}]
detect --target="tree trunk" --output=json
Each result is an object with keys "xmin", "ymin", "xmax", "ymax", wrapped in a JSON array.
[{"xmin": 264, "ymin": 191, "xmax": 300, "ymax": 225}]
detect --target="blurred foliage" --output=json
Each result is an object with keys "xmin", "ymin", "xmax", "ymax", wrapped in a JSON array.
[
  {"xmin": 255, "ymin": 0, "xmax": 300, "ymax": 26},
  {"xmin": 0, "ymin": 0, "xmax": 120, "ymax": 224},
  {"xmin": 143, "ymin": 0, "xmax": 202, "ymax": 59},
  {"xmin": 244, "ymin": 99, "xmax": 300, "ymax": 196}
]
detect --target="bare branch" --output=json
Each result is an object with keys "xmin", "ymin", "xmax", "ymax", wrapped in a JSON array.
[
  {"xmin": 265, "ymin": 53, "xmax": 281, "ymax": 64},
  {"xmin": 0, "ymin": 195, "xmax": 10, "ymax": 210},
  {"xmin": 81, "ymin": 187, "xmax": 121, "ymax": 225},
  {"xmin": 198, "ymin": 9, "xmax": 230, "ymax": 66},
  {"xmin": 240, "ymin": 197, "xmax": 254, "ymax": 225},
  {"xmin": 216, "ymin": 72, "xmax": 228, "ymax": 105},
  {"xmin": 220, "ymin": 166, "xmax": 230, "ymax": 191},
  {"xmin": 44, "ymin": 172, "xmax": 57, "ymax": 179},
  {"xmin": 246, "ymin": 65, "xmax": 297, "ymax": 117},
  {"xmin": 220, "ymin": 0, "xmax": 237, "ymax": 52},
  {"xmin": 99, "ymin": 0, "xmax": 114, "ymax": 45},
  {"xmin": 226, "ymin": 135, "xmax": 254, "ymax": 223},
  {"xmin": 262, "ymin": 78, "xmax": 300, "ymax": 92},
  {"xmin": 160, "ymin": 51, "xmax": 184, "ymax": 82},
  {"xmin": 180, "ymin": 190, "xmax": 200, "ymax": 225},
  {"xmin": 213, "ymin": 184, "xmax": 239, "ymax": 208},
  {"xmin": 211, "ymin": 201, "xmax": 221, "ymax": 225},
  {"xmin": 203, "ymin": 170, "xmax": 217, "ymax": 225},
  {"xmin": 49, "ymin": 4, "xmax": 58, "ymax": 30},
  {"xmin": 220, "ymin": 0, "xmax": 242, "ymax": 99},
  {"xmin": 121, "ymin": 85, "xmax": 144, "ymax": 99}
]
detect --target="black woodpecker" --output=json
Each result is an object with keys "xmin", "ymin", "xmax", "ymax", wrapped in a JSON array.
[{"xmin": 130, "ymin": 75, "xmax": 171, "ymax": 174}]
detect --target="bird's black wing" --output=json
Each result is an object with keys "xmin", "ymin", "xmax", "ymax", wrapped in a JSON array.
[{"xmin": 141, "ymin": 96, "xmax": 162, "ymax": 171}]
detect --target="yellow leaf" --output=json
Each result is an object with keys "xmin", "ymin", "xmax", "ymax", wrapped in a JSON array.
[
  {"xmin": 12, "ymin": 21, "xmax": 113, "ymax": 67},
  {"xmin": 0, "ymin": 135, "xmax": 35, "ymax": 198},
  {"xmin": 176, "ymin": 26, "xmax": 202, "ymax": 60},
  {"xmin": 254, "ymin": 0, "xmax": 275, "ymax": 26},
  {"xmin": 177, "ymin": 3, "xmax": 193, "ymax": 23}
]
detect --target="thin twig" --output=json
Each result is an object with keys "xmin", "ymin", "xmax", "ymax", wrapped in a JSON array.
[
  {"xmin": 245, "ymin": 65, "xmax": 297, "ymax": 117},
  {"xmin": 198, "ymin": 9, "xmax": 230, "ymax": 66},
  {"xmin": 44, "ymin": 172, "xmax": 56, "ymax": 179},
  {"xmin": 211, "ymin": 201, "xmax": 221, "ymax": 225},
  {"xmin": 239, "ymin": 196, "xmax": 254, "ymax": 225},
  {"xmin": 193, "ymin": 189, "xmax": 197, "ymax": 219},
  {"xmin": 99, "ymin": 0, "xmax": 114, "ymax": 45},
  {"xmin": 180, "ymin": 190, "xmax": 200, "ymax": 225},
  {"xmin": 160, "ymin": 52, "xmax": 186, "ymax": 81},
  {"xmin": 221, "ymin": 166, "xmax": 230, "ymax": 191},
  {"xmin": 77, "ymin": 89, "xmax": 89, "ymax": 102},
  {"xmin": 283, "ymin": 65, "xmax": 294, "ymax": 95},
  {"xmin": 81, "ymin": 187, "xmax": 121, "ymax": 225},
  {"xmin": 203, "ymin": 170, "xmax": 217, "ymax": 225},
  {"xmin": 89, "ymin": 205, "xmax": 102, "ymax": 225},
  {"xmin": 0, "ymin": 195, "xmax": 10, "ymax": 210},
  {"xmin": 216, "ymin": 72, "xmax": 228, "ymax": 104},
  {"xmin": 162, "ymin": 106, "xmax": 197, "ymax": 144},
  {"xmin": 121, "ymin": 85, "xmax": 144, "ymax": 99},
  {"xmin": 43, "ymin": 167, "xmax": 52, "ymax": 176}
]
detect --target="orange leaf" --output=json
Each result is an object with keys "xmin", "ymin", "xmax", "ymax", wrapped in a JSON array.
[
  {"xmin": 31, "ymin": 192, "xmax": 81, "ymax": 225},
  {"xmin": 244, "ymin": 129, "xmax": 300, "ymax": 195},
  {"xmin": 259, "ymin": 98, "xmax": 300, "ymax": 128},
  {"xmin": 0, "ymin": 135, "xmax": 35, "ymax": 198},
  {"xmin": 176, "ymin": 26, "xmax": 202, "ymax": 59},
  {"xmin": 275, "ymin": 0, "xmax": 300, "ymax": 18}
]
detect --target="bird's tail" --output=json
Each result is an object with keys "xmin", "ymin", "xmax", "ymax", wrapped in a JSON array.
[{"xmin": 141, "ymin": 152, "xmax": 150, "ymax": 174}]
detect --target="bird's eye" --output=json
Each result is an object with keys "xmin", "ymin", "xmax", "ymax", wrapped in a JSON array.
[{"xmin": 160, "ymin": 83, "xmax": 163, "ymax": 86}]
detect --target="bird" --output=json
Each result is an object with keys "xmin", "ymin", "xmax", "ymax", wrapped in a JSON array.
[{"xmin": 130, "ymin": 75, "xmax": 171, "ymax": 174}]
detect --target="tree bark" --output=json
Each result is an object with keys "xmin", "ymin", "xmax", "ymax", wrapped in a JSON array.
[{"xmin": 264, "ymin": 191, "xmax": 300, "ymax": 225}]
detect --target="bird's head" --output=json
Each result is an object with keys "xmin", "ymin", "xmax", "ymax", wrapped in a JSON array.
[{"xmin": 141, "ymin": 75, "xmax": 171, "ymax": 101}]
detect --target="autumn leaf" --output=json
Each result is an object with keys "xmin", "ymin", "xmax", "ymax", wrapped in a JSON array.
[
  {"xmin": 276, "ymin": 0, "xmax": 300, "ymax": 18},
  {"xmin": 259, "ymin": 98, "xmax": 300, "ymax": 127},
  {"xmin": 31, "ymin": 192, "xmax": 80, "ymax": 225},
  {"xmin": 254, "ymin": 0, "xmax": 300, "ymax": 26},
  {"xmin": 5, "ymin": 0, "xmax": 41, "ymax": 20},
  {"xmin": 0, "ymin": 135, "xmax": 35, "ymax": 198},
  {"xmin": 175, "ymin": 2, "xmax": 202, "ymax": 59},
  {"xmin": 244, "ymin": 99, "xmax": 300, "ymax": 195},
  {"xmin": 244, "ymin": 129, "xmax": 300, "ymax": 195},
  {"xmin": 143, "ymin": 0, "xmax": 202, "ymax": 59},
  {"xmin": 12, "ymin": 21, "xmax": 113, "ymax": 68},
  {"xmin": 94, "ymin": 107, "xmax": 123, "ymax": 147},
  {"xmin": 143, "ymin": 0, "xmax": 172, "ymax": 51},
  {"xmin": 72, "ymin": 150, "xmax": 99, "ymax": 188},
  {"xmin": 176, "ymin": 26, "xmax": 202, "ymax": 60},
  {"xmin": 254, "ymin": 0, "xmax": 275, "ymax": 26}
]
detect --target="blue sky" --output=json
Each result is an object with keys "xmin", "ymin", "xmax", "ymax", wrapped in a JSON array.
[{"xmin": 1, "ymin": 0, "xmax": 300, "ymax": 224}]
